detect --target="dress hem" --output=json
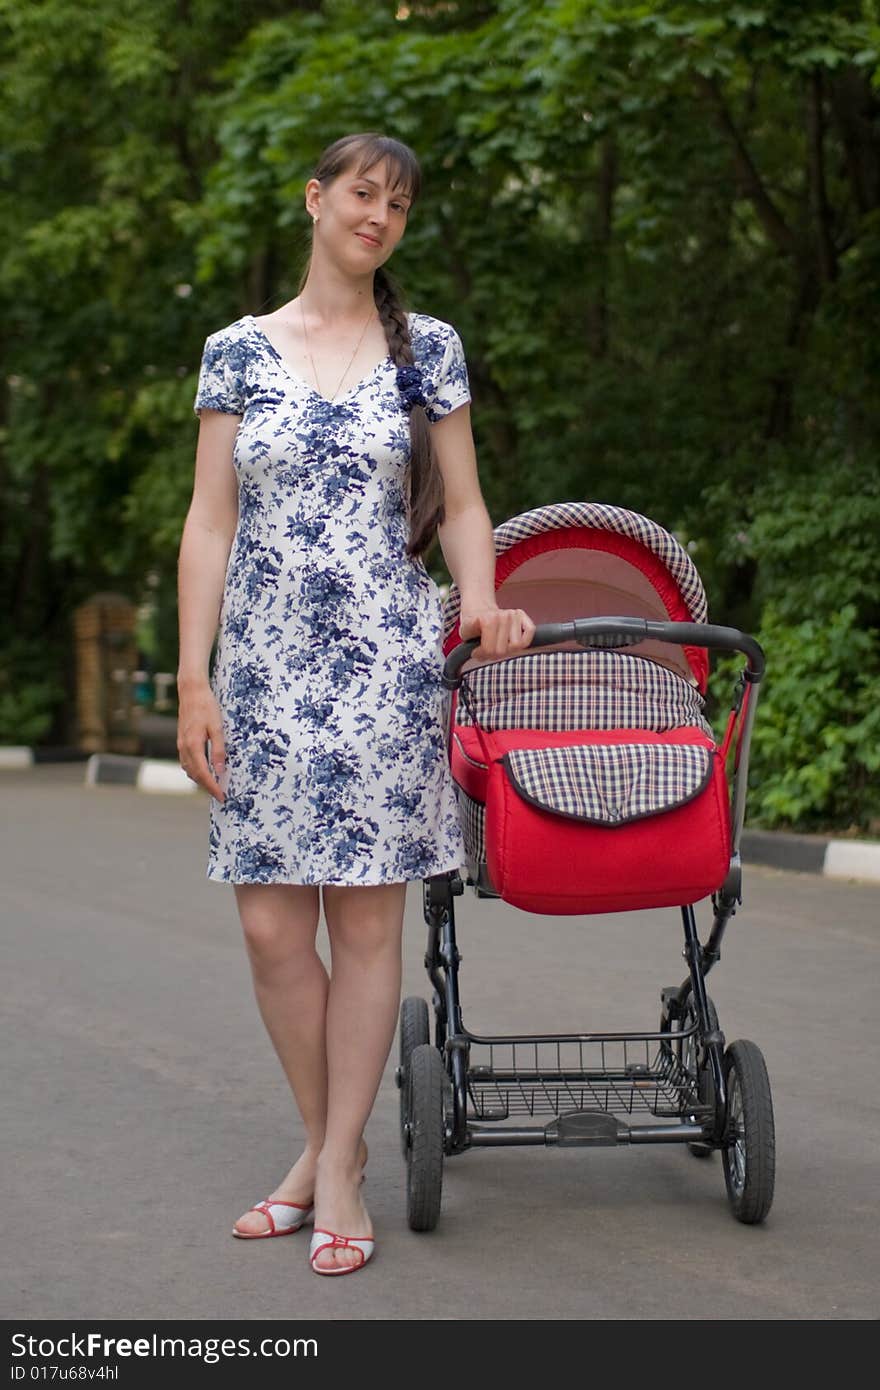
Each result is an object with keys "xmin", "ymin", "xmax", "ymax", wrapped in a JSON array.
[{"xmin": 206, "ymin": 858, "xmax": 466, "ymax": 887}]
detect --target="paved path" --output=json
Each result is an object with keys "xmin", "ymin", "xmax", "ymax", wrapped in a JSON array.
[{"xmin": 3, "ymin": 766, "xmax": 878, "ymax": 1320}]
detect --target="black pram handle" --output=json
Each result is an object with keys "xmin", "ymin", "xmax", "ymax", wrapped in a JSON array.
[{"xmin": 441, "ymin": 618, "xmax": 765, "ymax": 689}]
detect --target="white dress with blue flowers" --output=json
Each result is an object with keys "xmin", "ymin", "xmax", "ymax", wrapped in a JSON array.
[{"xmin": 192, "ymin": 311, "xmax": 469, "ymax": 885}]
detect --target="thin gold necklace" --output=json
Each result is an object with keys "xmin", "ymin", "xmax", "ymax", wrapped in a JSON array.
[{"xmin": 299, "ymin": 298, "xmax": 377, "ymax": 402}]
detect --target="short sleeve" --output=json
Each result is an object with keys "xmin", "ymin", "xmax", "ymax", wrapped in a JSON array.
[
  {"xmin": 193, "ymin": 329, "xmax": 245, "ymax": 416},
  {"xmin": 424, "ymin": 325, "xmax": 471, "ymax": 424}
]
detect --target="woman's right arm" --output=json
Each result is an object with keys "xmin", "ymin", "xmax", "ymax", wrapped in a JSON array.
[{"xmin": 176, "ymin": 409, "xmax": 241, "ymax": 802}]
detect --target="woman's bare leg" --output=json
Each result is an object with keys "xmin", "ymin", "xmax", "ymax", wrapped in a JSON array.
[
  {"xmin": 311, "ymin": 880, "xmax": 407, "ymax": 1270},
  {"xmin": 231, "ymin": 882, "xmax": 366, "ymax": 1235}
]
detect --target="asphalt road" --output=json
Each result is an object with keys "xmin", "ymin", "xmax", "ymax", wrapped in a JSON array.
[{"xmin": 3, "ymin": 765, "xmax": 878, "ymax": 1321}]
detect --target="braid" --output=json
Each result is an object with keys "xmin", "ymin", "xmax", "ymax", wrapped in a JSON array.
[
  {"xmin": 373, "ymin": 272, "xmax": 414, "ymax": 368},
  {"xmin": 373, "ymin": 266, "xmax": 445, "ymax": 560}
]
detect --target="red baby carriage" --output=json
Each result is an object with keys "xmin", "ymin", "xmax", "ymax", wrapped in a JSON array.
[{"xmin": 398, "ymin": 501, "xmax": 775, "ymax": 1227}]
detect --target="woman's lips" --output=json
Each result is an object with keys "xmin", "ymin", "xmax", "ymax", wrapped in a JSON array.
[{"xmin": 356, "ymin": 233, "xmax": 381, "ymax": 246}]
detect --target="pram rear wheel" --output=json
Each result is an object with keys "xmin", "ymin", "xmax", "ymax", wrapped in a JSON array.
[
  {"xmin": 722, "ymin": 1040, "xmax": 775, "ymax": 1225},
  {"xmin": 405, "ymin": 1043, "xmax": 444, "ymax": 1231},
  {"xmin": 398, "ymin": 996, "xmax": 430, "ymax": 1157}
]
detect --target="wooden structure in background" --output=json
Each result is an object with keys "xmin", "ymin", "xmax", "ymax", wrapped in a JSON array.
[{"xmin": 73, "ymin": 593, "xmax": 140, "ymax": 754}]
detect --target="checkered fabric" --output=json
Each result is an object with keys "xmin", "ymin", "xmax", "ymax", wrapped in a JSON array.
[
  {"xmin": 457, "ymin": 789, "xmax": 487, "ymax": 866},
  {"xmin": 503, "ymin": 742, "xmax": 712, "ymax": 826},
  {"xmin": 442, "ymin": 501, "xmax": 707, "ymax": 642},
  {"xmin": 456, "ymin": 649, "xmax": 712, "ymax": 737}
]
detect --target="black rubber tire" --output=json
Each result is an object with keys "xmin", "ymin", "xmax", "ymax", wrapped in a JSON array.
[
  {"xmin": 722, "ymin": 1040, "xmax": 776, "ymax": 1225},
  {"xmin": 398, "ymin": 997, "xmax": 429, "ymax": 1157},
  {"xmin": 405, "ymin": 1043, "xmax": 444, "ymax": 1232},
  {"xmin": 682, "ymin": 995, "xmax": 719, "ymax": 1159}
]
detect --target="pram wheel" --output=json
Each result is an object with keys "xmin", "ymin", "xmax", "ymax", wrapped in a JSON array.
[
  {"xmin": 398, "ymin": 996, "xmax": 430, "ymax": 1157},
  {"xmin": 721, "ymin": 1040, "xmax": 775, "ymax": 1225},
  {"xmin": 405, "ymin": 1043, "xmax": 444, "ymax": 1231}
]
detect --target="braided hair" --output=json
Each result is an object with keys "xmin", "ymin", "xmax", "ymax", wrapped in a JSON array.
[{"xmin": 300, "ymin": 132, "xmax": 446, "ymax": 560}]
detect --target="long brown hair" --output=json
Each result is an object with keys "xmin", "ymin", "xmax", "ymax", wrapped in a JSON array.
[{"xmin": 298, "ymin": 132, "xmax": 445, "ymax": 560}]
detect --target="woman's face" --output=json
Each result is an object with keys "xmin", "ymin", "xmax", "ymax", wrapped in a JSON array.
[{"xmin": 308, "ymin": 157, "xmax": 412, "ymax": 270}]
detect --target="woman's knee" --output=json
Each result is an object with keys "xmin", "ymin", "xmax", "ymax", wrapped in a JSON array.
[
  {"xmin": 234, "ymin": 884, "xmax": 321, "ymax": 970},
  {"xmin": 323, "ymin": 882, "xmax": 406, "ymax": 957}
]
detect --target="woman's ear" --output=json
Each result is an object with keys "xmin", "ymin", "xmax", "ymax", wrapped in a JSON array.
[{"xmin": 304, "ymin": 177, "xmax": 321, "ymax": 220}]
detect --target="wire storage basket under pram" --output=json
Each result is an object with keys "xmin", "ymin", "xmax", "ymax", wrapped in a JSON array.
[{"xmin": 398, "ymin": 502, "xmax": 775, "ymax": 1229}]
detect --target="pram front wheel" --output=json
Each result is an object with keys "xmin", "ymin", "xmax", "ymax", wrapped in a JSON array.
[
  {"xmin": 405, "ymin": 1043, "xmax": 444, "ymax": 1231},
  {"xmin": 722, "ymin": 1040, "xmax": 775, "ymax": 1225},
  {"xmin": 398, "ymin": 996, "xmax": 430, "ymax": 1157}
]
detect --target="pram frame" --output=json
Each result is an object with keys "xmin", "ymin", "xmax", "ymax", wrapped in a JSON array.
[{"xmin": 411, "ymin": 617, "xmax": 764, "ymax": 1158}]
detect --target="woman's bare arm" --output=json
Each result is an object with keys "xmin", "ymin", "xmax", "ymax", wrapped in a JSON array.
[
  {"xmin": 176, "ymin": 409, "xmax": 240, "ymax": 797},
  {"xmin": 432, "ymin": 406, "xmax": 535, "ymax": 660}
]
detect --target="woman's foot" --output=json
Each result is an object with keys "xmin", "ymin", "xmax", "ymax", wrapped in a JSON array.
[
  {"xmin": 310, "ymin": 1152, "xmax": 374, "ymax": 1272},
  {"xmin": 233, "ymin": 1138, "xmax": 368, "ymax": 1238}
]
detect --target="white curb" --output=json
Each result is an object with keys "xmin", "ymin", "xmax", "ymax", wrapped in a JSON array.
[
  {"xmin": 823, "ymin": 840, "xmax": 880, "ymax": 885},
  {"xmin": 0, "ymin": 746, "xmax": 34, "ymax": 768},
  {"xmin": 136, "ymin": 760, "xmax": 198, "ymax": 794},
  {"xmin": 85, "ymin": 753, "xmax": 197, "ymax": 793}
]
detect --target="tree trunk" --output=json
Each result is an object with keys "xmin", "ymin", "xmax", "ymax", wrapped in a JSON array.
[
  {"xmin": 763, "ymin": 270, "xmax": 822, "ymax": 441},
  {"xmin": 806, "ymin": 68, "xmax": 838, "ymax": 286},
  {"xmin": 586, "ymin": 135, "xmax": 617, "ymax": 359},
  {"xmin": 828, "ymin": 64, "xmax": 880, "ymax": 218}
]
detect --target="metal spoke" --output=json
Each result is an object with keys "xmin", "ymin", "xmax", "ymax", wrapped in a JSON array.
[{"xmin": 728, "ymin": 1074, "xmax": 746, "ymax": 1196}]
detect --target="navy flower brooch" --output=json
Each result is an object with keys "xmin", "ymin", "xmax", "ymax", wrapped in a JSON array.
[{"xmin": 396, "ymin": 364, "xmax": 428, "ymax": 413}]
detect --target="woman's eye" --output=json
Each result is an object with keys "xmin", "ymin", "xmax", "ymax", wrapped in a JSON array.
[{"xmin": 355, "ymin": 188, "xmax": 406, "ymax": 212}]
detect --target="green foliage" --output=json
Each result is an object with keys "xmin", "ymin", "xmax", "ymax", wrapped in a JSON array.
[
  {"xmin": 0, "ymin": 637, "xmax": 66, "ymax": 744},
  {"xmin": 747, "ymin": 466, "xmax": 880, "ymax": 624},
  {"xmin": 719, "ymin": 604, "xmax": 880, "ymax": 831},
  {"xmin": 707, "ymin": 454, "xmax": 880, "ymax": 830}
]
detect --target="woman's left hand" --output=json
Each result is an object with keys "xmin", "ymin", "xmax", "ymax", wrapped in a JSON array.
[{"xmin": 458, "ymin": 604, "xmax": 537, "ymax": 661}]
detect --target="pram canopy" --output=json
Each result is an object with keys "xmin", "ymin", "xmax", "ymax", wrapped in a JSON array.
[{"xmin": 442, "ymin": 500, "xmax": 710, "ymax": 690}]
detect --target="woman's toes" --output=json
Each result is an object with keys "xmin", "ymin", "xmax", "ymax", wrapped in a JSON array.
[
  {"xmin": 341, "ymin": 1248, "xmax": 364, "ymax": 1269},
  {"xmin": 234, "ymin": 1210, "xmax": 270, "ymax": 1236},
  {"xmin": 314, "ymin": 1246, "xmax": 360, "ymax": 1271}
]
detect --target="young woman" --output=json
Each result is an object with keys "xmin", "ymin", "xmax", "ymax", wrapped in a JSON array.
[{"xmin": 177, "ymin": 132, "xmax": 535, "ymax": 1276}]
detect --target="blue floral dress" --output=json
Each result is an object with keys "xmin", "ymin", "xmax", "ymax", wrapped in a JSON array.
[{"xmin": 192, "ymin": 311, "xmax": 470, "ymax": 886}]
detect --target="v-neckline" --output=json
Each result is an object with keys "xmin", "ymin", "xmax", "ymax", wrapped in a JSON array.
[{"xmin": 248, "ymin": 314, "xmax": 393, "ymax": 406}]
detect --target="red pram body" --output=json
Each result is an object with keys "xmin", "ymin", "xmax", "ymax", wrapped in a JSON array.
[{"xmin": 441, "ymin": 503, "xmax": 734, "ymax": 915}]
